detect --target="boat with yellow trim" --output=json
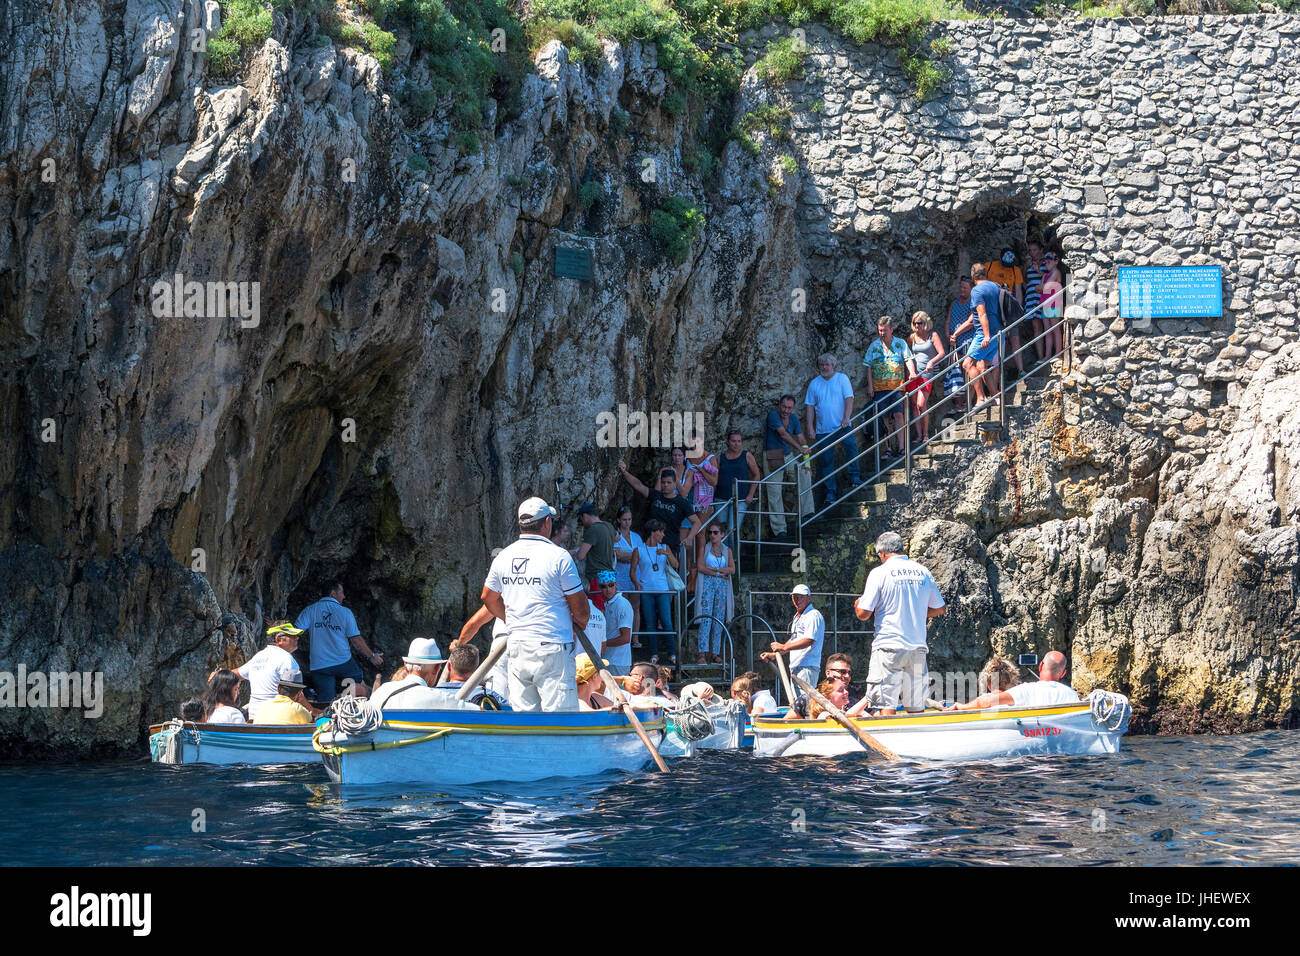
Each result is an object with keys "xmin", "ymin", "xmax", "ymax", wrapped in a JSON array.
[
  {"xmin": 314, "ymin": 706, "xmax": 668, "ymax": 785},
  {"xmin": 750, "ymin": 690, "xmax": 1130, "ymax": 761}
]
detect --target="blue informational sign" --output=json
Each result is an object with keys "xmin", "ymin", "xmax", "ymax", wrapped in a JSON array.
[{"xmin": 1118, "ymin": 265, "xmax": 1223, "ymax": 319}]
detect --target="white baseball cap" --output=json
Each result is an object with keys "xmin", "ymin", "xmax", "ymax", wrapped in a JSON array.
[
  {"xmin": 403, "ymin": 637, "xmax": 445, "ymax": 666},
  {"xmin": 517, "ymin": 496, "xmax": 557, "ymax": 522},
  {"xmin": 790, "ymin": 584, "xmax": 812, "ymax": 596}
]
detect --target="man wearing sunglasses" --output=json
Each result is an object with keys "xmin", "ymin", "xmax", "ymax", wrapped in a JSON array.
[{"xmin": 596, "ymin": 570, "xmax": 633, "ymax": 676}]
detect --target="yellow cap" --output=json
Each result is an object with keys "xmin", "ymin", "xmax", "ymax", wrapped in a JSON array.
[{"xmin": 575, "ymin": 653, "xmax": 609, "ymax": 686}]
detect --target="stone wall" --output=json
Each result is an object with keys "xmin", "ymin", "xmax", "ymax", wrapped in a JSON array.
[{"xmin": 758, "ymin": 15, "xmax": 1299, "ymax": 455}]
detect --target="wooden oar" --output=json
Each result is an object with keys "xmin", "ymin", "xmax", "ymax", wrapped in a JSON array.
[
  {"xmin": 791, "ymin": 674, "xmax": 899, "ymax": 761},
  {"xmin": 455, "ymin": 635, "xmax": 509, "ymax": 701},
  {"xmin": 573, "ymin": 626, "xmax": 668, "ymax": 773},
  {"xmin": 772, "ymin": 651, "xmax": 797, "ymax": 706}
]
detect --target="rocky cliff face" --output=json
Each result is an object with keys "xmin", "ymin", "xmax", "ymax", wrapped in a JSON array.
[{"xmin": 1, "ymin": 3, "xmax": 1296, "ymax": 753}]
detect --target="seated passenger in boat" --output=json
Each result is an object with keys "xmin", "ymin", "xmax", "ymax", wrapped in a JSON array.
[
  {"xmin": 202, "ymin": 669, "xmax": 247, "ymax": 724},
  {"xmin": 181, "ymin": 697, "xmax": 205, "ymax": 722},
  {"xmin": 612, "ymin": 661, "xmax": 672, "ymax": 707},
  {"xmin": 947, "ymin": 651, "xmax": 1079, "ymax": 710},
  {"xmin": 439, "ymin": 643, "xmax": 509, "ymax": 710},
  {"xmin": 254, "ymin": 676, "xmax": 316, "ymax": 724},
  {"xmin": 729, "ymin": 676, "xmax": 753, "ymax": 713},
  {"xmin": 369, "ymin": 638, "xmax": 480, "ymax": 713},
  {"xmin": 742, "ymin": 671, "xmax": 778, "ymax": 714},
  {"xmin": 679, "ymin": 681, "xmax": 716, "ymax": 703},
  {"xmin": 576, "ymin": 654, "xmax": 616, "ymax": 711},
  {"xmin": 236, "ymin": 620, "xmax": 308, "ymax": 722},
  {"xmin": 796, "ymin": 680, "xmax": 850, "ymax": 720},
  {"xmin": 787, "ymin": 654, "xmax": 867, "ymax": 717}
]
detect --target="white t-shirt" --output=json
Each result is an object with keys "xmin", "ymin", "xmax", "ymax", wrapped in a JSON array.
[
  {"xmin": 788, "ymin": 605, "xmax": 825, "ymax": 671},
  {"xmin": 804, "ymin": 372, "xmax": 854, "ymax": 432},
  {"xmin": 1008, "ymin": 680, "xmax": 1080, "ymax": 707},
  {"xmin": 857, "ymin": 555, "xmax": 945, "ymax": 651},
  {"xmin": 208, "ymin": 704, "xmax": 247, "ymax": 724},
  {"xmin": 237, "ymin": 644, "xmax": 302, "ymax": 720},
  {"xmin": 484, "ymin": 534, "xmax": 585, "ymax": 646},
  {"xmin": 576, "ymin": 600, "xmax": 606, "ymax": 659},
  {"xmin": 634, "ymin": 541, "xmax": 671, "ymax": 591},
  {"xmin": 751, "ymin": 690, "xmax": 778, "ymax": 714},
  {"xmin": 601, "ymin": 592, "xmax": 634, "ymax": 670},
  {"xmin": 370, "ymin": 675, "xmax": 478, "ymax": 713}
]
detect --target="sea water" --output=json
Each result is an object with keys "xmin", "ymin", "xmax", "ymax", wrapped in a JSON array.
[{"xmin": 2, "ymin": 730, "xmax": 1297, "ymax": 866}]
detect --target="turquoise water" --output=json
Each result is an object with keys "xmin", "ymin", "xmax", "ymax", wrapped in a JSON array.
[{"xmin": 2, "ymin": 730, "xmax": 1297, "ymax": 866}]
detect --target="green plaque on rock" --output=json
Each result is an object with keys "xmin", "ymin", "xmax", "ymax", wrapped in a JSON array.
[{"xmin": 554, "ymin": 246, "xmax": 593, "ymax": 281}]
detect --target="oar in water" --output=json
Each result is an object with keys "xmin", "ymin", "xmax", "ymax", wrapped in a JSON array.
[
  {"xmin": 455, "ymin": 635, "xmax": 509, "ymax": 702},
  {"xmin": 572, "ymin": 626, "xmax": 668, "ymax": 774},
  {"xmin": 791, "ymin": 674, "xmax": 899, "ymax": 761}
]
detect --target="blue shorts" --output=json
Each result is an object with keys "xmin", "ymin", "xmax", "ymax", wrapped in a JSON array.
[
  {"xmin": 873, "ymin": 389, "xmax": 905, "ymax": 417},
  {"xmin": 967, "ymin": 333, "xmax": 999, "ymax": 364}
]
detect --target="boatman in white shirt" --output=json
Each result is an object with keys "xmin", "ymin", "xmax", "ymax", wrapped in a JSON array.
[
  {"xmin": 236, "ymin": 620, "xmax": 306, "ymax": 722},
  {"xmin": 760, "ymin": 584, "xmax": 825, "ymax": 687},
  {"xmin": 854, "ymin": 531, "xmax": 946, "ymax": 714},
  {"xmin": 483, "ymin": 497, "xmax": 590, "ymax": 712},
  {"xmin": 947, "ymin": 651, "xmax": 1080, "ymax": 710}
]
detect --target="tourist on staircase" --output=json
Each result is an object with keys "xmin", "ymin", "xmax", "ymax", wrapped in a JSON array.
[
  {"xmin": 612, "ymin": 506, "xmax": 643, "ymax": 645},
  {"xmin": 763, "ymin": 393, "xmax": 813, "ymax": 539},
  {"xmin": 863, "ymin": 315, "xmax": 917, "ymax": 463},
  {"xmin": 963, "ymin": 263, "xmax": 1003, "ymax": 410},
  {"xmin": 574, "ymin": 503, "xmax": 617, "ymax": 609},
  {"xmin": 714, "ymin": 430, "xmax": 761, "ymax": 535},
  {"xmin": 984, "ymin": 248, "xmax": 1026, "ymax": 379},
  {"xmin": 907, "ymin": 311, "xmax": 947, "ymax": 446},
  {"xmin": 804, "ymin": 353, "xmax": 859, "ymax": 507},
  {"xmin": 946, "ymin": 275, "xmax": 976, "ymax": 413},
  {"xmin": 693, "ymin": 520, "xmax": 735, "ymax": 665}
]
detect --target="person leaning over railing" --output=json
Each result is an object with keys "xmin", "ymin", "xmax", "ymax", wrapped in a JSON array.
[
  {"xmin": 906, "ymin": 311, "xmax": 947, "ymax": 446},
  {"xmin": 763, "ymin": 393, "xmax": 812, "ymax": 538}
]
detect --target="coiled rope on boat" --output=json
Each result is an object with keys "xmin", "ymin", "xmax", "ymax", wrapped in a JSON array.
[
  {"xmin": 670, "ymin": 696, "xmax": 715, "ymax": 742},
  {"xmin": 327, "ymin": 694, "xmax": 384, "ymax": 737},
  {"xmin": 150, "ymin": 718, "xmax": 200, "ymax": 764},
  {"xmin": 1087, "ymin": 690, "xmax": 1131, "ymax": 732}
]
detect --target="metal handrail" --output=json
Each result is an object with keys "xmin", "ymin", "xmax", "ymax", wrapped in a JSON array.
[{"xmin": 780, "ymin": 294, "xmax": 1067, "ymax": 530}]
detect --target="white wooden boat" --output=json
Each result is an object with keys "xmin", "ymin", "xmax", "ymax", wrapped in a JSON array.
[
  {"xmin": 751, "ymin": 691, "xmax": 1130, "ymax": 761},
  {"xmin": 149, "ymin": 720, "xmax": 319, "ymax": 765},
  {"xmin": 314, "ymin": 706, "xmax": 667, "ymax": 785}
]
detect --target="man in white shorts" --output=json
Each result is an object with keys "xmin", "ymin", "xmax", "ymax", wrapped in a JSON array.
[
  {"xmin": 855, "ymin": 531, "xmax": 946, "ymax": 714},
  {"xmin": 483, "ymin": 497, "xmax": 590, "ymax": 712}
]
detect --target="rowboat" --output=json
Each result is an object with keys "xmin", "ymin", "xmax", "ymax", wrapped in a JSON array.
[
  {"xmin": 314, "ymin": 706, "xmax": 667, "ymax": 785},
  {"xmin": 751, "ymin": 691, "xmax": 1130, "ymax": 761},
  {"xmin": 148, "ymin": 720, "xmax": 318, "ymax": 765},
  {"xmin": 659, "ymin": 698, "xmax": 748, "ymax": 757}
]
